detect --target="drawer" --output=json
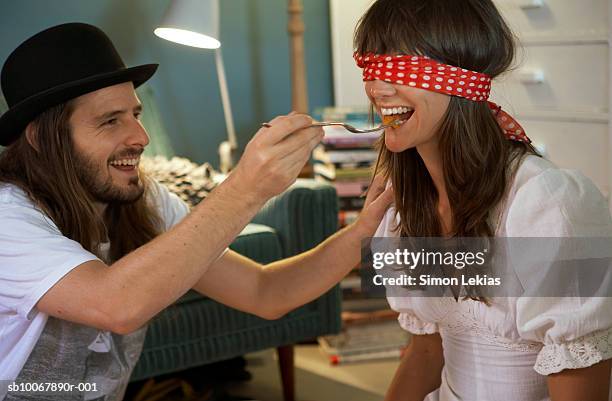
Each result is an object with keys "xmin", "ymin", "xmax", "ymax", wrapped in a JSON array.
[
  {"xmin": 490, "ymin": 44, "xmax": 609, "ymax": 113},
  {"xmin": 517, "ymin": 119, "xmax": 609, "ymax": 194},
  {"xmin": 494, "ymin": 0, "xmax": 608, "ymax": 42}
]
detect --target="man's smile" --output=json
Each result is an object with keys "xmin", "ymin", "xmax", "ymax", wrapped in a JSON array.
[{"xmin": 109, "ymin": 156, "xmax": 140, "ymax": 172}]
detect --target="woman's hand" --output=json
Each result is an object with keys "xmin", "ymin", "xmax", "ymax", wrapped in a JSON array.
[{"xmin": 354, "ymin": 174, "xmax": 394, "ymax": 237}]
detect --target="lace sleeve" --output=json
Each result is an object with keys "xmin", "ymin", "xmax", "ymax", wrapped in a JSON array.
[{"xmin": 534, "ymin": 327, "xmax": 612, "ymax": 375}]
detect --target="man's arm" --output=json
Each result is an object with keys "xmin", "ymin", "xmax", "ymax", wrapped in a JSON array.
[
  {"xmin": 192, "ymin": 174, "xmax": 394, "ymax": 319},
  {"xmin": 193, "ymin": 223, "xmax": 368, "ymax": 319},
  {"xmin": 36, "ymin": 114, "xmax": 323, "ymax": 334},
  {"xmin": 547, "ymin": 359, "xmax": 611, "ymax": 401}
]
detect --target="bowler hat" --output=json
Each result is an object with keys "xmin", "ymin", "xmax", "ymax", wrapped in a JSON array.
[{"xmin": 0, "ymin": 22, "xmax": 158, "ymax": 146}]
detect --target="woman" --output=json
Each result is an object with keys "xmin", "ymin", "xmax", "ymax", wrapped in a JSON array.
[{"xmin": 353, "ymin": 0, "xmax": 612, "ymax": 400}]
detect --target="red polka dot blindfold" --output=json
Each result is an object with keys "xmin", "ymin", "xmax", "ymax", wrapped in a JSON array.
[{"xmin": 354, "ymin": 53, "xmax": 531, "ymax": 143}]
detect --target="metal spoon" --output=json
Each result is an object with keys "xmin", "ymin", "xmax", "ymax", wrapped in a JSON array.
[{"xmin": 260, "ymin": 120, "xmax": 400, "ymax": 133}]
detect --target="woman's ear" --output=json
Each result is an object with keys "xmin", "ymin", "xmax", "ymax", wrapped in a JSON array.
[{"xmin": 25, "ymin": 121, "xmax": 40, "ymax": 152}]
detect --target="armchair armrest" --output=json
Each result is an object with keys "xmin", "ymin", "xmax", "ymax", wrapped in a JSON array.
[{"xmin": 251, "ymin": 179, "xmax": 339, "ymax": 257}]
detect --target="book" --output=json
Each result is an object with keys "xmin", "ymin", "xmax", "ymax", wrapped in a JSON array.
[
  {"xmin": 321, "ymin": 138, "xmax": 378, "ymax": 148},
  {"xmin": 338, "ymin": 210, "xmax": 360, "ymax": 227},
  {"xmin": 321, "ymin": 126, "xmax": 380, "ymax": 148},
  {"xmin": 329, "ymin": 349, "xmax": 403, "ymax": 365},
  {"xmin": 313, "ymin": 163, "xmax": 372, "ymax": 181},
  {"xmin": 313, "ymin": 145, "xmax": 377, "ymax": 165},
  {"xmin": 332, "ymin": 180, "xmax": 370, "ymax": 197},
  {"xmin": 340, "ymin": 273, "xmax": 362, "ymax": 290},
  {"xmin": 318, "ymin": 319, "xmax": 410, "ymax": 364},
  {"xmin": 313, "ymin": 106, "xmax": 372, "ymax": 122},
  {"xmin": 337, "ymin": 196, "xmax": 366, "ymax": 211},
  {"xmin": 341, "ymin": 298, "xmax": 391, "ymax": 312}
]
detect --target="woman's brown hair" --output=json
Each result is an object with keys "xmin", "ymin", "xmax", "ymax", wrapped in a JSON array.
[
  {"xmin": 355, "ymin": 0, "xmax": 539, "ymax": 238},
  {"xmin": 0, "ymin": 101, "xmax": 162, "ymax": 263}
]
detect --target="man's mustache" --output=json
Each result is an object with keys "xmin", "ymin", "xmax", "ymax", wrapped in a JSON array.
[{"xmin": 108, "ymin": 147, "xmax": 144, "ymax": 162}]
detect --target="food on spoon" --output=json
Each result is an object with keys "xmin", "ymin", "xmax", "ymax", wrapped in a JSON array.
[{"xmin": 381, "ymin": 106, "xmax": 414, "ymax": 127}]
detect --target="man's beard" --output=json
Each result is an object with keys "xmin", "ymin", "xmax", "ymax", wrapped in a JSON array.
[{"xmin": 72, "ymin": 150, "xmax": 145, "ymax": 204}]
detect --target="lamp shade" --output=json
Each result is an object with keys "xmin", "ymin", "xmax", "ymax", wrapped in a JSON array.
[{"xmin": 154, "ymin": 0, "xmax": 220, "ymax": 49}]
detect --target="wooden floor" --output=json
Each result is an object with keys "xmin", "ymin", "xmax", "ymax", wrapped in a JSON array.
[{"xmin": 228, "ymin": 345, "xmax": 399, "ymax": 401}]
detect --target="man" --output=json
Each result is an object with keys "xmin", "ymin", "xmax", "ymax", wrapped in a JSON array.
[{"xmin": 0, "ymin": 23, "xmax": 393, "ymax": 400}]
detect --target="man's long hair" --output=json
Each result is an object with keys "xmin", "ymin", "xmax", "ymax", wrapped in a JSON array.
[
  {"xmin": 355, "ymin": 0, "xmax": 540, "ymax": 238},
  {"xmin": 0, "ymin": 101, "xmax": 162, "ymax": 263}
]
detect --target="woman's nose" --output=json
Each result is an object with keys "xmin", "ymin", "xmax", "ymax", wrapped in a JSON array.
[{"xmin": 368, "ymin": 80, "xmax": 397, "ymax": 99}]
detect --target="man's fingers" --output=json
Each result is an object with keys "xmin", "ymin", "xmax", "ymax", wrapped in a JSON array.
[
  {"xmin": 276, "ymin": 126, "xmax": 323, "ymax": 161},
  {"xmin": 365, "ymin": 186, "xmax": 394, "ymax": 218},
  {"xmin": 305, "ymin": 127, "xmax": 325, "ymax": 151},
  {"xmin": 259, "ymin": 114, "xmax": 313, "ymax": 145},
  {"xmin": 265, "ymin": 111, "xmax": 302, "ymax": 126},
  {"xmin": 236, "ymin": 112, "xmax": 322, "ymax": 200},
  {"xmin": 370, "ymin": 174, "xmax": 387, "ymax": 192},
  {"xmin": 364, "ymin": 174, "xmax": 389, "ymax": 208},
  {"xmin": 353, "ymin": 185, "xmax": 394, "ymax": 237},
  {"xmin": 279, "ymin": 136, "xmax": 318, "ymax": 166},
  {"xmin": 265, "ymin": 115, "xmax": 286, "ymax": 126},
  {"xmin": 277, "ymin": 127, "xmax": 323, "ymax": 175},
  {"xmin": 374, "ymin": 186, "xmax": 395, "ymax": 208},
  {"xmin": 285, "ymin": 152, "xmax": 310, "ymax": 178}
]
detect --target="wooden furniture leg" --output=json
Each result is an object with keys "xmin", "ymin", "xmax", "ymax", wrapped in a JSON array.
[{"xmin": 277, "ymin": 345, "xmax": 295, "ymax": 401}]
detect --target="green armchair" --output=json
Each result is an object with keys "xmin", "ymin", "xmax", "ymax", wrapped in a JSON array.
[{"xmin": 129, "ymin": 179, "xmax": 342, "ymax": 401}]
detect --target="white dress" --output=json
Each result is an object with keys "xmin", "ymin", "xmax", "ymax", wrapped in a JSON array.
[{"xmin": 375, "ymin": 155, "xmax": 612, "ymax": 401}]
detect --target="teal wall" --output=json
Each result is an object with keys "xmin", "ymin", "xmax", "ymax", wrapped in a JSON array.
[{"xmin": 0, "ymin": 0, "xmax": 334, "ymax": 167}]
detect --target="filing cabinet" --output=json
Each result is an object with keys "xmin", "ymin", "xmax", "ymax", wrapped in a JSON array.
[{"xmin": 491, "ymin": 0, "xmax": 610, "ymax": 196}]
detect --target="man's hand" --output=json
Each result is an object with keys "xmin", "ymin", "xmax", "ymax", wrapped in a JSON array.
[
  {"xmin": 230, "ymin": 113, "xmax": 323, "ymax": 201},
  {"xmin": 354, "ymin": 174, "xmax": 394, "ymax": 237}
]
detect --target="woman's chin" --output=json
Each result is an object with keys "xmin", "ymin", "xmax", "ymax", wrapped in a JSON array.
[
  {"xmin": 383, "ymin": 123, "xmax": 416, "ymax": 153},
  {"xmin": 384, "ymin": 136, "xmax": 413, "ymax": 153}
]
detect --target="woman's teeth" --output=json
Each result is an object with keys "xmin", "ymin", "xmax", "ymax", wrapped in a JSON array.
[
  {"xmin": 381, "ymin": 106, "xmax": 414, "ymax": 127},
  {"xmin": 381, "ymin": 106, "xmax": 413, "ymax": 116}
]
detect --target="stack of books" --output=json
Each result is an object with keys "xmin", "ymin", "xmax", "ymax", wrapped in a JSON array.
[
  {"xmin": 318, "ymin": 310, "xmax": 410, "ymax": 365},
  {"xmin": 312, "ymin": 108, "xmax": 398, "ymax": 355},
  {"xmin": 312, "ymin": 107, "xmax": 382, "ymax": 228}
]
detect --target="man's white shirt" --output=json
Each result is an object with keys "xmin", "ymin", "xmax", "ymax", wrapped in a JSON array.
[{"xmin": 0, "ymin": 180, "xmax": 191, "ymax": 392}]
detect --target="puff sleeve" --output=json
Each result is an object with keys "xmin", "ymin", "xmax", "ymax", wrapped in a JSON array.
[
  {"xmin": 393, "ymin": 300, "xmax": 440, "ymax": 335},
  {"xmin": 505, "ymin": 167, "xmax": 612, "ymax": 375}
]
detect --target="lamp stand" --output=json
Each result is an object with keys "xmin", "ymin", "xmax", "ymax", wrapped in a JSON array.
[{"xmin": 215, "ymin": 47, "xmax": 238, "ymax": 173}]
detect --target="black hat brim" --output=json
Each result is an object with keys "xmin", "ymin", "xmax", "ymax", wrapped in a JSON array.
[{"xmin": 0, "ymin": 63, "xmax": 158, "ymax": 146}]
